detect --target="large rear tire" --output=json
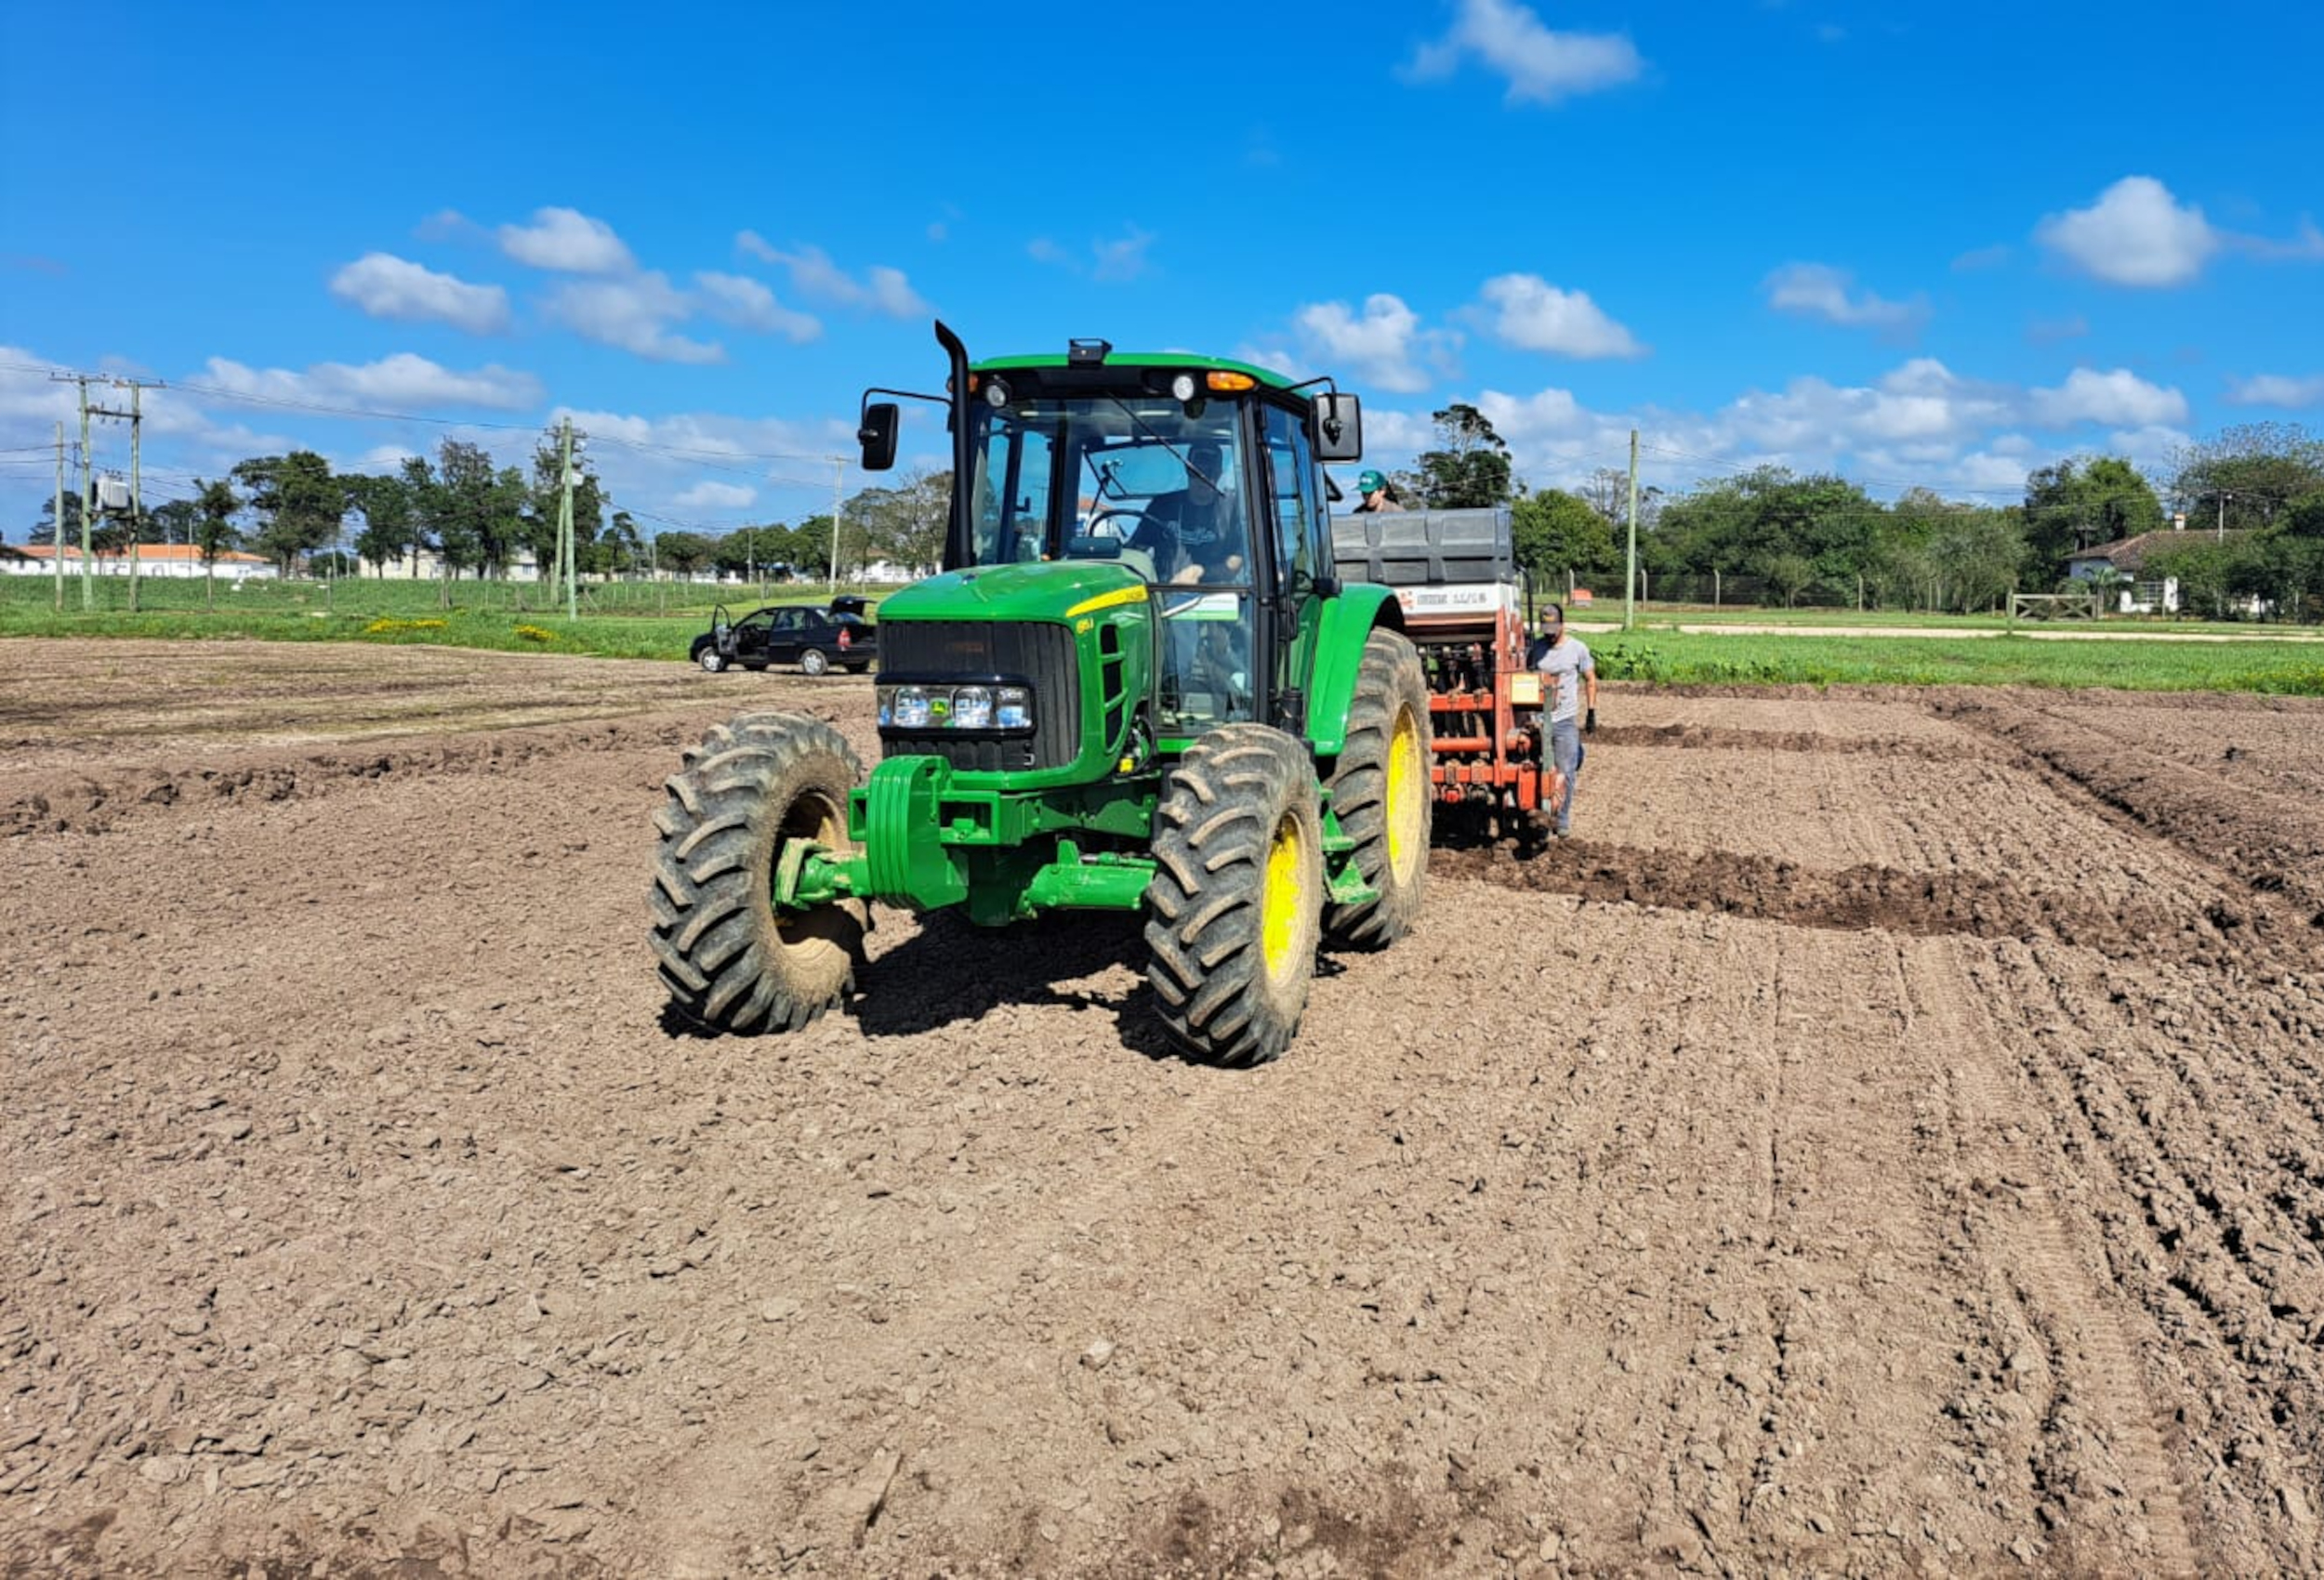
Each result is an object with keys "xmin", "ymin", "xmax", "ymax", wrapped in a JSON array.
[
  {"xmin": 1324, "ymin": 627, "xmax": 1431, "ymax": 948},
  {"xmin": 651, "ymin": 712, "xmax": 867, "ymax": 1034},
  {"xmin": 1143, "ymin": 725, "xmax": 1324, "ymax": 1067}
]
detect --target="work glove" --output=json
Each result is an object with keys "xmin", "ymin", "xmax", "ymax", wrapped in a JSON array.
[{"xmin": 1584, "ymin": 707, "xmax": 1598, "ymax": 734}]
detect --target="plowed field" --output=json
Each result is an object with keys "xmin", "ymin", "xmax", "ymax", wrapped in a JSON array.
[{"xmin": 6, "ymin": 640, "xmax": 2324, "ymax": 1577}]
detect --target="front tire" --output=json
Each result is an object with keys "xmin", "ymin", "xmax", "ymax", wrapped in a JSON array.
[
  {"xmin": 799, "ymin": 648, "xmax": 831, "ymax": 678},
  {"xmin": 1325, "ymin": 627, "xmax": 1431, "ymax": 948},
  {"xmin": 1143, "ymin": 725, "xmax": 1324, "ymax": 1067},
  {"xmin": 696, "ymin": 645, "xmax": 726, "ymax": 674},
  {"xmin": 650, "ymin": 712, "xmax": 867, "ymax": 1034}
]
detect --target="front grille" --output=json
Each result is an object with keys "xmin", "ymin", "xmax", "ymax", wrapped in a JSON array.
[{"xmin": 878, "ymin": 620, "xmax": 1080, "ymax": 771}]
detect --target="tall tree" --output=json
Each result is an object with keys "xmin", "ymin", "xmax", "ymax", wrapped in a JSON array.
[
  {"xmin": 2021, "ymin": 456, "xmax": 2163, "ymax": 581},
  {"xmin": 232, "ymin": 451, "xmax": 342, "ymax": 573},
  {"xmin": 1511, "ymin": 488, "xmax": 1617, "ymax": 584},
  {"xmin": 193, "ymin": 477, "xmax": 242, "ymax": 609},
  {"xmin": 148, "ymin": 498, "xmax": 200, "ymax": 547},
  {"xmin": 2170, "ymin": 422, "xmax": 2324, "ymax": 533},
  {"xmin": 600, "ymin": 509, "xmax": 643, "ymax": 576},
  {"xmin": 848, "ymin": 470, "xmax": 949, "ymax": 576},
  {"xmin": 654, "ymin": 531, "xmax": 714, "ymax": 577},
  {"xmin": 345, "ymin": 472, "xmax": 418, "ymax": 574},
  {"xmin": 1415, "ymin": 403, "xmax": 1513, "ymax": 508}
]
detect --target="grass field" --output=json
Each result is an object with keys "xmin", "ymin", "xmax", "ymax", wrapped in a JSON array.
[
  {"xmin": 0, "ymin": 573, "xmax": 880, "ymax": 661},
  {"xmin": 1589, "ymin": 630, "xmax": 2324, "ymax": 693},
  {"xmin": 6, "ymin": 573, "xmax": 2321, "ymax": 694}
]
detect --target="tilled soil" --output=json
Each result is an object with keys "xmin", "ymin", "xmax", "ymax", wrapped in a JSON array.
[{"xmin": 6, "ymin": 640, "xmax": 2324, "ymax": 1576}]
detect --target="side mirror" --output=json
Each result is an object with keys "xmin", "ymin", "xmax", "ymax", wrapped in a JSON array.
[
  {"xmin": 857, "ymin": 402, "xmax": 900, "ymax": 471},
  {"xmin": 1313, "ymin": 392, "xmax": 1363, "ymax": 462}
]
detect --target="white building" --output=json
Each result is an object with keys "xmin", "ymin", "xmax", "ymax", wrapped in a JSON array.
[{"xmin": 4, "ymin": 544, "xmax": 278, "ymax": 580}]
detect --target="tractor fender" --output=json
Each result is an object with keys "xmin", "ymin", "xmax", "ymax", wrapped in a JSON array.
[{"xmin": 1304, "ymin": 583, "xmax": 1405, "ymax": 757}]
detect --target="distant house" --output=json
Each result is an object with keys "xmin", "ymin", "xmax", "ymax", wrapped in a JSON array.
[
  {"xmin": 2, "ymin": 544, "xmax": 277, "ymax": 581},
  {"xmin": 2066, "ymin": 528, "xmax": 2257, "ymax": 614},
  {"xmin": 375, "ymin": 548, "xmax": 543, "ymax": 581}
]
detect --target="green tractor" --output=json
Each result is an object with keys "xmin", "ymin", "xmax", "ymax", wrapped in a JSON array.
[{"xmin": 650, "ymin": 323, "xmax": 1431, "ymax": 1065}]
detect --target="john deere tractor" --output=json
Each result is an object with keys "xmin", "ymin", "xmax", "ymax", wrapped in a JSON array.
[{"xmin": 650, "ymin": 323, "xmax": 1430, "ymax": 1065}]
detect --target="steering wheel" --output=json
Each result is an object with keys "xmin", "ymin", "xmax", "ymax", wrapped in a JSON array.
[{"xmin": 1086, "ymin": 507, "xmax": 1162, "ymax": 540}]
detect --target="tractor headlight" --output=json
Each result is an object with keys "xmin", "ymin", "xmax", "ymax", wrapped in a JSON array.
[
  {"xmin": 951, "ymin": 685, "xmax": 994, "ymax": 729},
  {"xmin": 878, "ymin": 682, "xmax": 1035, "ymax": 733},
  {"xmin": 886, "ymin": 685, "xmax": 932, "ymax": 729}
]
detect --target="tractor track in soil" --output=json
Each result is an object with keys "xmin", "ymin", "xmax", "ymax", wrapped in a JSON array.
[{"xmin": 6, "ymin": 641, "xmax": 2324, "ymax": 1575}]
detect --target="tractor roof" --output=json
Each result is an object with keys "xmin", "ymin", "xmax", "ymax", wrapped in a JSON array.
[{"xmin": 971, "ymin": 350, "xmax": 1299, "ymax": 391}]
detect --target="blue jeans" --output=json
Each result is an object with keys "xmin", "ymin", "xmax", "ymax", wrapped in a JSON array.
[{"xmin": 1550, "ymin": 718, "xmax": 1584, "ymax": 828}]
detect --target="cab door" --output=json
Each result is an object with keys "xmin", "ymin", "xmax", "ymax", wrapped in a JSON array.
[{"xmin": 1260, "ymin": 402, "xmax": 1327, "ymax": 735}]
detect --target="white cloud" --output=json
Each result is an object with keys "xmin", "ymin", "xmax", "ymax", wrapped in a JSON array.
[
  {"xmin": 1291, "ymin": 294, "xmax": 1457, "ymax": 394},
  {"xmin": 197, "ymin": 352, "xmax": 545, "ymax": 411},
  {"xmin": 2231, "ymin": 217, "xmax": 2324, "ymax": 263},
  {"xmin": 2225, "ymin": 373, "xmax": 2324, "ymax": 408},
  {"xmin": 2027, "ymin": 367, "xmax": 2188, "ymax": 428},
  {"xmin": 2027, "ymin": 315, "xmax": 2089, "ymax": 345},
  {"xmin": 693, "ymin": 271, "xmax": 821, "ymax": 343},
  {"xmin": 1763, "ymin": 263, "xmax": 1927, "ymax": 336},
  {"xmin": 2036, "ymin": 177, "xmax": 2218, "ymax": 287},
  {"xmin": 497, "ymin": 206, "xmax": 637, "ymax": 274},
  {"xmin": 543, "ymin": 274, "xmax": 723, "ymax": 364},
  {"xmin": 1475, "ymin": 273, "xmax": 1645, "ymax": 359},
  {"xmin": 735, "ymin": 233, "xmax": 928, "ymax": 317},
  {"xmin": 1093, "ymin": 226, "xmax": 1156, "ymax": 283},
  {"xmin": 328, "ymin": 253, "xmax": 510, "ymax": 335},
  {"xmin": 1026, "ymin": 225, "xmax": 1157, "ymax": 283},
  {"xmin": 1403, "ymin": 0, "xmax": 1644, "ymax": 105},
  {"xmin": 414, "ymin": 209, "xmax": 479, "ymax": 243},
  {"xmin": 673, "ymin": 481, "xmax": 758, "ymax": 510}
]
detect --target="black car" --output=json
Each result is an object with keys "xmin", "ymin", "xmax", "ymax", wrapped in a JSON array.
[{"xmin": 691, "ymin": 597, "xmax": 877, "ymax": 676}]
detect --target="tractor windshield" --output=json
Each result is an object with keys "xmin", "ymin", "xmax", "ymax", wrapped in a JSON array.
[
  {"xmin": 964, "ymin": 396, "xmax": 1250, "ymax": 583},
  {"xmin": 966, "ymin": 393, "xmax": 1260, "ymax": 731}
]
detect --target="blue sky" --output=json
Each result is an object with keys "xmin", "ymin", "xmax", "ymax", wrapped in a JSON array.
[{"xmin": 5, "ymin": 0, "xmax": 2320, "ymax": 540}]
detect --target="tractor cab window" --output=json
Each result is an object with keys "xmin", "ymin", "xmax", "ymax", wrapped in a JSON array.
[{"xmin": 965, "ymin": 396, "xmax": 1253, "ymax": 583}]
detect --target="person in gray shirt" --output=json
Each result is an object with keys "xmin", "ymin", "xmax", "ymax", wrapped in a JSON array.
[{"xmin": 1530, "ymin": 602, "xmax": 1597, "ymax": 836}]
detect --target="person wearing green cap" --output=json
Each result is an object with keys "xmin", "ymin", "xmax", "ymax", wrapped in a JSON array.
[{"xmin": 1351, "ymin": 469, "xmax": 1403, "ymax": 513}]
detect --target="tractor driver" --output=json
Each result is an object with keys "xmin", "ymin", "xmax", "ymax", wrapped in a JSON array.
[{"xmin": 1130, "ymin": 438, "xmax": 1248, "ymax": 586}]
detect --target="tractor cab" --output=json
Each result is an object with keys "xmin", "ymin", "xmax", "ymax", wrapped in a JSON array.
[{"xmin": 858, "ymin": 330, "xmax": 1364, "ymax": 744}]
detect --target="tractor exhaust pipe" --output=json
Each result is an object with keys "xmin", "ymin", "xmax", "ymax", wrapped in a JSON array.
[{"xmin": 934, "ymin": 320, "xmax": 973, "ymax": 571}]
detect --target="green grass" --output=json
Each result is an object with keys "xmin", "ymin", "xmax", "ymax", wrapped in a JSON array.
[
  {"xmin": 1590, "ymin": 631, "xmax": 2324, "ymax": 695},
  {"xmin": 1580, "ymin": 604, "xmax": 2303, "ymax": 638},
  {"xmin": 0, "ymin": 573, "xmax": 888, "ymax": 663},
  {"xmin": 7, "ymin": 573, "xmax": 2321, "ymax": 696}
]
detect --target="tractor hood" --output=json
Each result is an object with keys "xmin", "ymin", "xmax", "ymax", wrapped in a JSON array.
[{"xmin": 876, "ymin": 558, "xmax": 1149, "ymax": 626}]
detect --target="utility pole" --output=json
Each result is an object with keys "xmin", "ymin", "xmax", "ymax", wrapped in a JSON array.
[
  {"xmin": 2218, "ymin": 490, "xmax": 2232, "ymax": 542},
  {"xmin": 558, "ymin": 416, "xmax": 579, "ymax": 619},
  {"xmin": 1623, "ymin": 428, "xmax": 1641, "ymax": 631},
  {"xmin": 127, "ymin": 383, "xmax": 143, "ymax": 613},
  {"xmin": 59, "ymin": 374, "xmax": 160, "ymax": 612},
  {"xmin": 76, "ymin": 378, "xmax": 95, "ymax": 611},
  {"xmin": 829, "ymin": 456, "xmax": 845, "ymax": 596},
  {"xmin": 52, "ymin": 423, "xmax": 66, "ymax": 612}
]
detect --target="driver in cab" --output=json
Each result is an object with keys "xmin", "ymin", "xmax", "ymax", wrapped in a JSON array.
[{"xmin": 1130, "ymin": 438, "xmax": 1247, "ymax": 585}]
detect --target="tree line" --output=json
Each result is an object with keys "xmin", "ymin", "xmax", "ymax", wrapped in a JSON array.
[
  {"xmin": 18, "ymin": 413, "xmax": 2323, "ymax": 619},
  {"xmin": 17, "ymin": 426, "xmax": 955, "ymax": 590},
  {"xmin": 1390, "ymin": 409, "xmax": 2324, "ymax": 620}
]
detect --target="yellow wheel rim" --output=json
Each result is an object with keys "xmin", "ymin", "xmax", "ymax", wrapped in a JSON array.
[
  {"xmin": 1260, "ymin": 811, "xmax": 1307, "ymax": 981},
  {"xmin": 1384, "ymin": 704, "xmax": 1425, "ymax": 884}
]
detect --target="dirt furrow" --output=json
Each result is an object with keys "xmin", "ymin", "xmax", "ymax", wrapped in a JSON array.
[{"xmin": 1893, "ymin": 939, "xmax": 2204, "ymax": 1574}]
